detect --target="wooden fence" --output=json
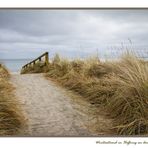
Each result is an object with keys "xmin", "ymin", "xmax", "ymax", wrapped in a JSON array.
[{"xmin": 22, "ymin": 52, "xmax": 49, "ymax": 70}]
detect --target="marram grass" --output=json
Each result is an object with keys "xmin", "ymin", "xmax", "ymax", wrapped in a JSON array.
[
  {"xmin": 106, "ymin": 54, "xmax": 148, "ymax": 135},
  {"xmin": 0, "ymin": 64, "xmax": 25, "ymax": 135}
]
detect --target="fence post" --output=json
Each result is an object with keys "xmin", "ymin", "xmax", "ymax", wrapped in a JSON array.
[{"xmin": 45, "ymin": 52, "xmax": 49, "ymax": 65}]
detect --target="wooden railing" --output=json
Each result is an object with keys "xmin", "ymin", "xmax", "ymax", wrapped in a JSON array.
[{"xmin": 22, "ymin": 52, "xmax": 49, "ymax": 70}]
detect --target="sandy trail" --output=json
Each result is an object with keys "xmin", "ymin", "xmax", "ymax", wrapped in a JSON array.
[{"xmin": 10, "ymin": 73, "xmax": 111, "ymax": 136}]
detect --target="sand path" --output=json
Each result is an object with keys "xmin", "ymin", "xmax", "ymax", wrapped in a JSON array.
[{"xmin": 10, "ymin": 73, "xmax": 111, "ymax": 136}]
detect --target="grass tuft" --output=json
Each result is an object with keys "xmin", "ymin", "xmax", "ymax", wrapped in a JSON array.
[{"xmin": 0, "ymin": 64, "xmax": 25, "ymax": 135}]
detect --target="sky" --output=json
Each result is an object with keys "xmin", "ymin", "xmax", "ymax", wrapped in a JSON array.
[{"xmin": 0, "ymin": 9, "xmax": 148, "ymax": 60}]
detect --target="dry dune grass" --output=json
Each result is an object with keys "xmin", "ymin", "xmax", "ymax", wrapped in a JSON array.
[
  {"xmin": 46, "ymin": 54, "xmax": 116, "ymax": 105},
  {"xmin": 45, "ymin": 53, "xmax": 148, "ymax": 135},
  {"xmin": 21, "ymin": 52, "xmax": 148, "ymax": 135},
  {"xmin": 106, "ymin": 54, "xmax": 148, "ymax": 135},
  {"xmin": 0, "ymin": 64, "xmax": 25, "ymax": 136}
]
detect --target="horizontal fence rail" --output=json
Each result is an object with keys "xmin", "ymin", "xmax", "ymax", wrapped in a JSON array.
[{"xmin": 22, "ymin": 52, "xmax": 49, "ymax": 70}]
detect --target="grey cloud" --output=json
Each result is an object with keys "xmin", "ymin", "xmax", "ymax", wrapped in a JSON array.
[{"xmin": 0, "ymin": 9, "xmax": 148, "ymax": 59}]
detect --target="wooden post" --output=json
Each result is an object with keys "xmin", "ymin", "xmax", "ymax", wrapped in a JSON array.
[{"xmin": 45, "ymin": 52, "xmax": 49, "ymax": 65}]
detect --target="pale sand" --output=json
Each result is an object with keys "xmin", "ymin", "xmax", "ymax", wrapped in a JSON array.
[{"xmin": 10, "ymin": 73, "xmax": 112, "ymax": 136}]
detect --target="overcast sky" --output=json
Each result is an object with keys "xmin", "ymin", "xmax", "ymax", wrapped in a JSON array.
[{"xmin": 0, "ymin": 9, "xmax": 148, "ymax": 59}]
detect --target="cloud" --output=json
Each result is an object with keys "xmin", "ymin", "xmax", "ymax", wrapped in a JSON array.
[{"xmin": 0, "ymin": 9, "xmax": 147, "ymax": 59}]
